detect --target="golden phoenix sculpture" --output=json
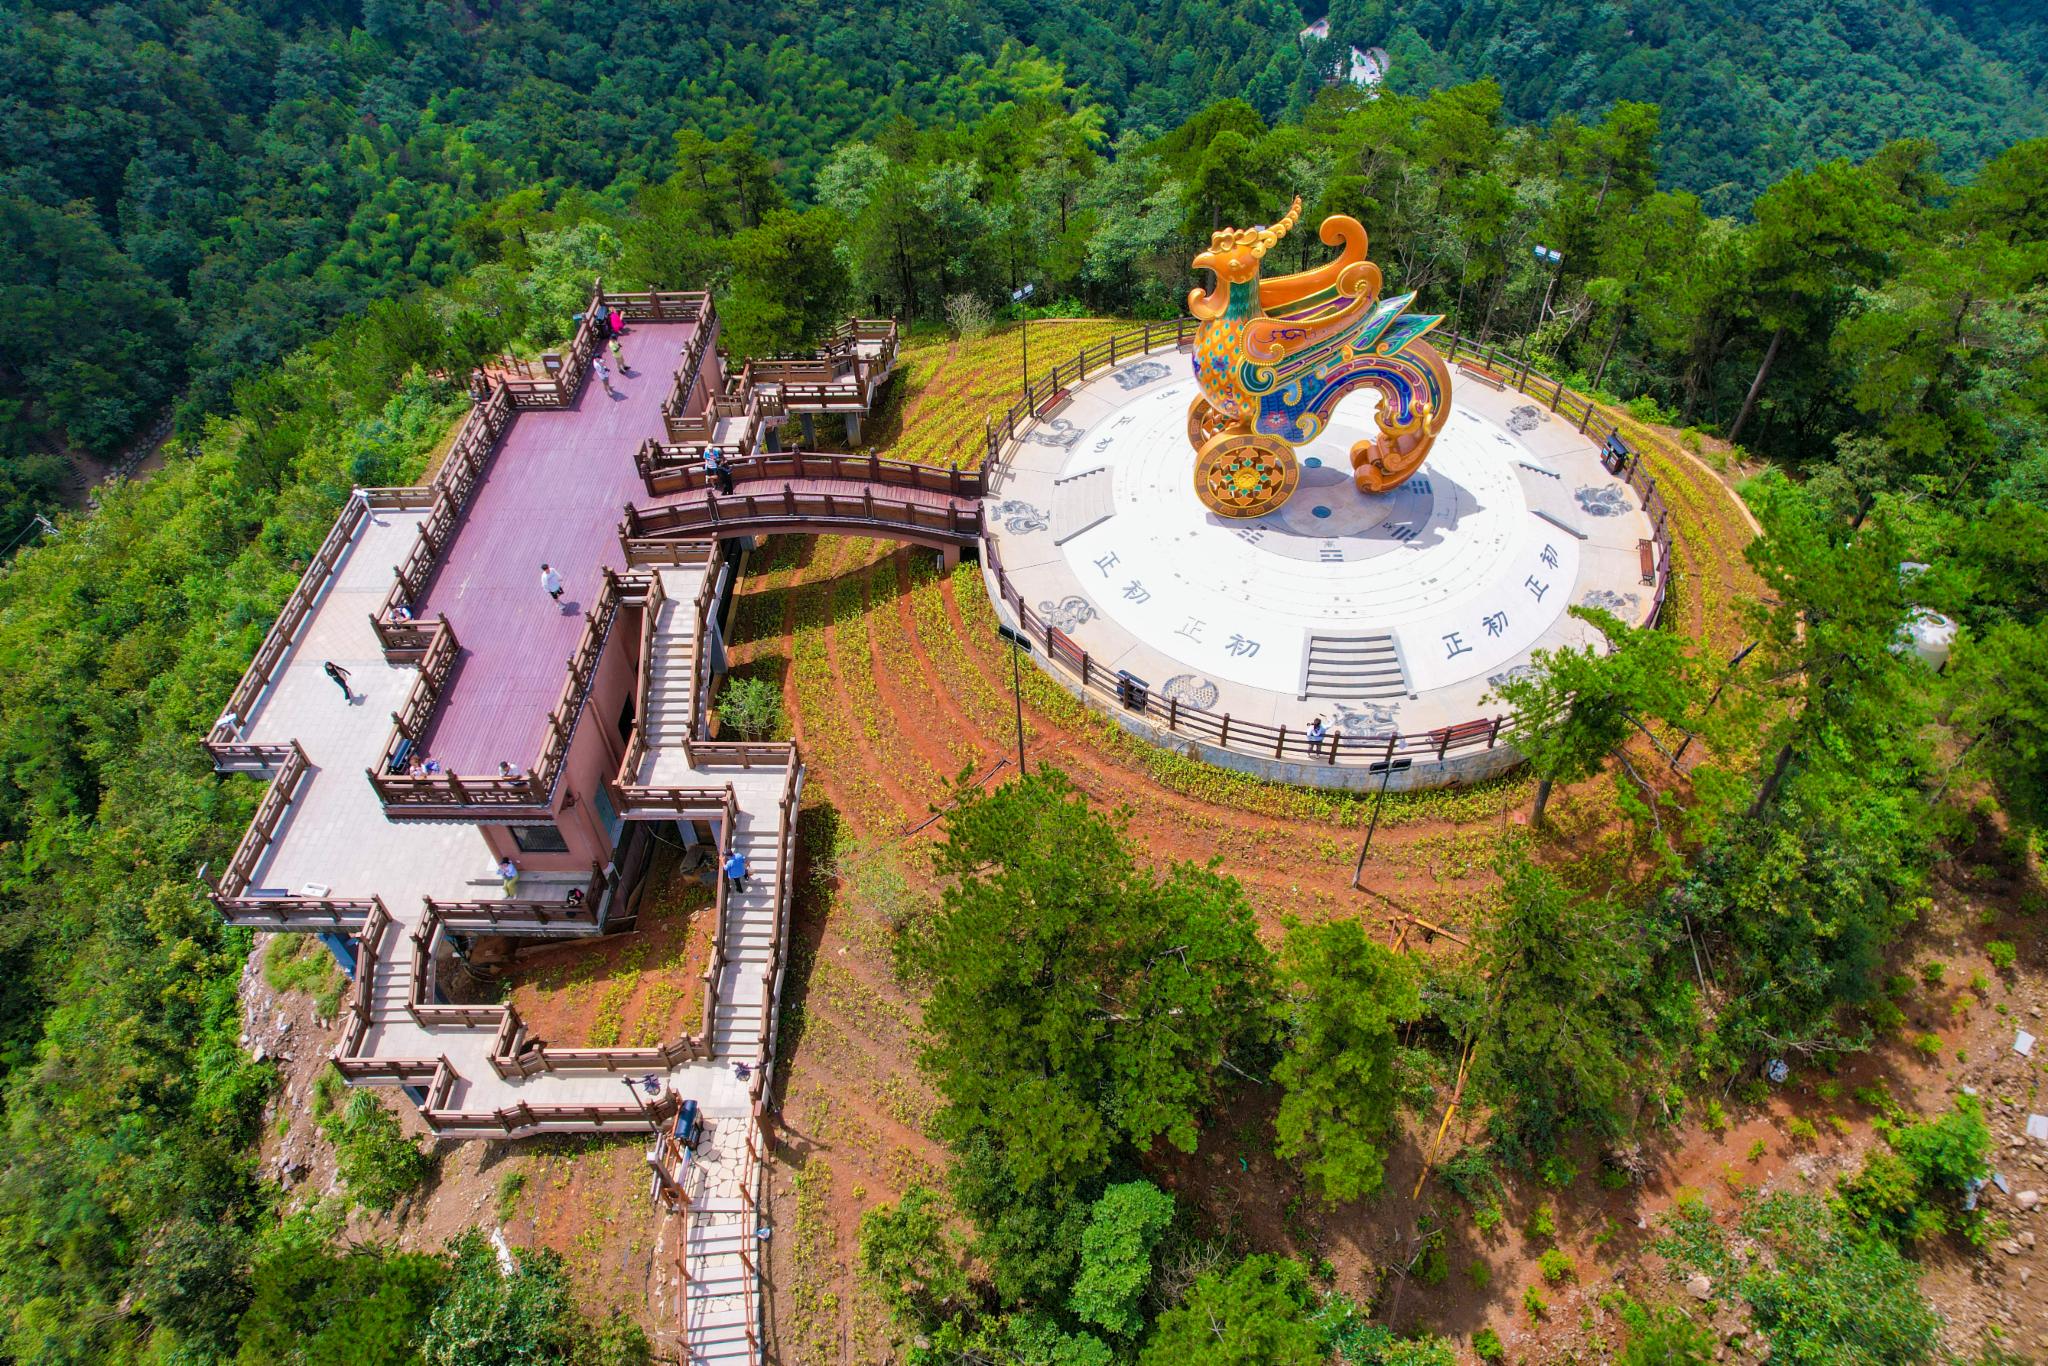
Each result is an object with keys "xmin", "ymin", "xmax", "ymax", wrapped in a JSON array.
[{"xmin": 1187, "ymin": 198, "xmax": 1453, "ymax": 517}]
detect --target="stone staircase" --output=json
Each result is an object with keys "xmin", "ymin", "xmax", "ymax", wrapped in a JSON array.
[
  {"xmin": 1052, "ymin": 464, "xmax": 1116, "ymax": 544},
  {"xmin": 1300, "ymin": 631, "xmax": 1410, "ymax": 701},
  {"xmin": 642, "ymin": 569, "xmax": 703, "ymax": 750},
  {"xmin": 677, "ymin": 1115, "xmax": 760, "ymax": 1364},
  {"xmin": 367, "ymin": 918, "xmax": 414, "ymax": 1025},
  {"xmin": 705, "ymin": 796, "xmax": 784, "ymax": 1064}
]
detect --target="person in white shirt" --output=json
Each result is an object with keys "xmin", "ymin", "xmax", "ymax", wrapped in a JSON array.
[{"xmin": 541, "ymin": 563, "xmax": 564, "ymax": 602}]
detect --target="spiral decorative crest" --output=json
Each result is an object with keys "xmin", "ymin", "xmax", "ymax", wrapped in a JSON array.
[{"xmin": 1206, "ymin": 196, "xmax": 1304, "ymax": 259}]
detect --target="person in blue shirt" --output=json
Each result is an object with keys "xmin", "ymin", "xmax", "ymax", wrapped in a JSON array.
[{"xmin": 723, "ymin": 846, "xmax": 747, "ymax": 893}]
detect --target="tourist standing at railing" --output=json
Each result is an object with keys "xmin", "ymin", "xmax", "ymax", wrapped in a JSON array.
[
  {"xmin": 1306, "ymin": 717, "xmax": 1327, "ymax": 748},
  {"xmin": 608, "ymin": 306, "xmax": 624, "ymax": 338},
  {"xmin": 703, "ymin": 448, "xmax": 734, "ymax": 495}
]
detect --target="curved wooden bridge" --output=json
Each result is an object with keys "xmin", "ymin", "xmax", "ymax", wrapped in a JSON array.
[{"xmin": 622, "ymin": 450, "xmax": 985, "ymax": 552}]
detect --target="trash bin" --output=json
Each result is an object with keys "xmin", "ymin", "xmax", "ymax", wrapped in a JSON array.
[{"xmin": 1116, "ymin": 671, "xmax": 1148, "ymax": 711}]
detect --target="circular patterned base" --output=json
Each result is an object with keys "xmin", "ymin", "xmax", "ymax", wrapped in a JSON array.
[{"xmin": 1195, "ymin": 431, "xmax": 1300, "ymax": 517}]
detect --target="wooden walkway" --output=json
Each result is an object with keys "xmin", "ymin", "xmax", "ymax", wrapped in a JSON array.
[{"xmin": 630, "ymin": 466, "xmax": 984, "ymax": 549}]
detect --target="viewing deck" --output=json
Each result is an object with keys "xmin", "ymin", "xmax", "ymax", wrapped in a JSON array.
[
  {"xmin": 201, "ymin": 286, "xmax": 889, "ymax": 1365},
  {"xmin": 412, "ymin": 319, "xmax": 701, "ymax": 776}
]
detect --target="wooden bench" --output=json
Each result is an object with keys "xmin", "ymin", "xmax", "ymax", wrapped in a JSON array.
[
  {"xmin": 1426, "ymin": 718, "xmax": 1499, "ymax": 759},
  {"xmin": 1638, "ymin": 538, "xmax": 1657, "ymax": 584},
  {"xmin": 1458, "ymin": 363, "xmax": 1509, "ymax": 390}
]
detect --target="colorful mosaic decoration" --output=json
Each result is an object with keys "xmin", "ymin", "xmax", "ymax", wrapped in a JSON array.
[{"xmin": 1187, "ymin": 197, "xmax": 1453, "ymax": 517}]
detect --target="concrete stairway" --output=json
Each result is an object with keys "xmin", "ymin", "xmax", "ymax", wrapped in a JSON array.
[
  {"xmin": 1052, "ymin": 465, "xmax": 1116, "ymax": 544},
  {"xmin": 642, "ymin": 569, "xmax": 703, "ymax": 750},
  {"xmin": 367, "ymin": 919, "xmax": 414, "ymax": 1025},
  {"xmin": 683, "ymin": 1196, "xmax": 754, "ymax": 1363},
  {"xmin": 706, "ymin": 799, "xmax": 784, "ymax": 1064},
  {"xmin": 1300, "ymin": 632, "xmax": 1409, "ymax": 701}
]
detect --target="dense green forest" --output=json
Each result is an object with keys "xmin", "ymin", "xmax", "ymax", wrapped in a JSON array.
[
  {"xmin": 1317, "ymin": 0, "xmax": 2048, "ymax": 215},
  {"xmin": 2, "ymin": 0, "xmax": 2047, "ymax": 1359},
  {"xmin": 6, "ymin": 0, "xmax": 2046, "ymax": 547}
]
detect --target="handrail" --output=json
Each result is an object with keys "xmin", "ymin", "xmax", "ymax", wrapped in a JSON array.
[
  {"xmin": 213, "ymin": 893, "xmax": 378, "ymax": 930},
  {"xmin": 627, "ymin": 485, "xmax": 981, "ymax": 546},
  {"xmin": 374, "ymin": 384, "xmax": 513, "ymax": 638},
  {"xmin": 213, "ymin": 740, "xmax": 310, "ymax": 898},
  {"xmin": 206, "ymin": 497, "xmax": 368, "ymax": 759},
  {"xmin": 636, "ymin": 447, "xmax": 983, "ymax": 501},
  {"xmin": 424, "ymin": 861, "xmax": 609, "ymax": 933}
]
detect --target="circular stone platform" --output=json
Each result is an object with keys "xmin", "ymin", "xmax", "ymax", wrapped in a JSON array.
[{"xmin": 981, "ymin": 350, "xmax": 1659, "ymax": 783}]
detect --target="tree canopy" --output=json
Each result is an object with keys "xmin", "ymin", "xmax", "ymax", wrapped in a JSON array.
[{"xmin": 912, "ymin": 768, "xmax": 1271, "ymax": 1193}]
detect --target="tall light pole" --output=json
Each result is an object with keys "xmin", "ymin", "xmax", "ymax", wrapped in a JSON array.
[
  {"xmin": 1523, "ymin": 244, "xmax": 1562, "ymax": 378},
  {"xmin": 1012, "ymin": 283, "xmax": 1036, "ymax": 402},
  {"xmin": 1350, "ymin": 735, "xmax": 1400, "ymax": 888},
  {"xmin": 995, "ymin": 622, "xmax": 1030, "ymax": 774}
]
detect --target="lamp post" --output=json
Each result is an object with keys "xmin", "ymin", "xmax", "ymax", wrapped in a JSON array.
[
  {"xmin": 995, "ymin": 622, "xmax": 1031, "ymax": 775},
  {"xmin": 1012, "ymin": 283, "xmax": 1036, "ymax": 402},
  {"xmin": 1350, "ymin": 734, "xmax": 1400, "ymax": 888},
  {"xmin": 1522, "ymin": 244, "xmax": 1562, "ymax": 379}
]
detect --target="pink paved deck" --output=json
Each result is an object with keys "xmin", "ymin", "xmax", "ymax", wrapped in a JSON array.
[{"xmin": 415, "ymin": 321, "xmax": 698, "ymax": 774}]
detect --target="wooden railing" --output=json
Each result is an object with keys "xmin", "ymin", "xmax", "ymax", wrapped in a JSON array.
[
  {"xmin": 638, "ymin": 488, "xmax": 980, "ymax": 544},
  {"xmin": 661, "ymin": 313, "xmax": 895, "ymax": 446},
  {"xmin": 661, "ymin": 306, "xmax": 721, "ymax": 439},
  {"xmin": 606, "ymin": 288, "xmax": 712, "ymax": 324},
  {"xmin": 824, "ymin": 317, "xmax": 899, "ymax": 372},
  {"xmin": 983, "ymin": 318, "xmax": 1197, "ymax": 480},
  {"xmin": 214, "ymin": 894, "xmax": 379, "ymax": 931},
  {"xmin": 751, "ymin": 756, "xmax": 804, "ymax": 1067},
  {"xmin": 621, "ymin": 536, "xmax": 716, "ymax": 569},
  {"xmin": 416, "ymin": 1059, "xmax": 684, "ymax": 1136},
  {"xmin": 204, "ymin": 740, "xmax": 296, "ymax": 775},
  {"xmin": 331, "ymin": 899, "xmax": 401, "ymax": 1080},
  {"xmin": 497, "ymin": 304, "xmax": 609, "ymax": 411},
  {"xmin": 424, "ymin": 862, "xmax": 611, "ymax": 934},
  {"xmin": 369, "ymin": 570, "xmax": 634, "ymax": 815},
  {"xmin": 984, "ymin": 529, "xmax": 1517, "ymax": 772},
  {"xmin": 206, "ymin": 497, "xmax": 368, "ymax": 763},
  {"xmin": 360, "ymin": 486, "xmax": 440, "ymax": 512},
  {"xmin": 371, "ymin": 383, "xmax": 513, "ymax": 648},
  {"xmin": 623, "ymin": 465, "xmax": 981, "ymax": 545},
  {"xmin": 212, "ymin": 741, "xmax": 310, "ymax": 898},
  {"xmin": 370, "ymin": 615, "xmax": 460, "ymax": 777},
  {"xmin": 635, "ymin": 447, "xmax": 984, "ymax": 501},
  {"xmin": 398, "ymin": 902, "xmax": 711, "ymax": 1069}
]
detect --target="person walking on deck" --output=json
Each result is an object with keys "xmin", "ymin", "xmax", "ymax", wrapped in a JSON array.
[
  {"xmin": 594, "ymin": 355, "xmax": 615, "ymax": 395},
  {"xmin": 723, "ymin": 846, "xmax": 748, "ymax": 894},
  {"xmin": 322, "ymin": 660, "xmax": 353, "ymax": 702},
  {"xmin": 541, "ymin": 563, "xmax": 564, "ymax": 602}
]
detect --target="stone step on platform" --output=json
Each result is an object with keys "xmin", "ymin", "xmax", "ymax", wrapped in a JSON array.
[
  {"xmin": 1299, "ymin": 632, "xmax": 1409, "ymax": 701},
  {"xmin": 1051, "ymin": 465, "xmax": 1116, "ymax": 544}
]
